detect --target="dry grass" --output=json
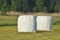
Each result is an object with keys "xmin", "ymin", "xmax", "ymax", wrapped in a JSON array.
[
  {"xmin": 6, "ymin": 11, "xmax": 23, "ymax": 16},
  {"xmin": 6, "ymin": 12, "xmax": 60, "ymax": 16}
]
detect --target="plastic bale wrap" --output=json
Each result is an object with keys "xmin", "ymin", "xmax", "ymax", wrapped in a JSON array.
[
  {"xmin": 17, "ymin": 15, "xmax": 36, "ymax": 32},
  {"xmin": 37, "ymin": 16, "xmax": 52, "ymax": 31}
]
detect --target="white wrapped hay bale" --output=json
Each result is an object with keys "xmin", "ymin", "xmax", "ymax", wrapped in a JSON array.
[
  {"xmin": 37, "ymin": 16, "xmax": 52, "ymax": 31},
  {"xmin": 18, "ymin": 15, "xmax": 36, "ymax": 32}
]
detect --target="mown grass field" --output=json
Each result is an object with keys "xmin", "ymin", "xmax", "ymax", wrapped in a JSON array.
[{"xmin": 0, "ymin": 15, "xmax": 60, "ymax": 40}]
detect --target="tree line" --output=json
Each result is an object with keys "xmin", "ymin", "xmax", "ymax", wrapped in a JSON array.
[{"xmin": 0, "ymin": 0, "xmax": 60, "ymax": 15}]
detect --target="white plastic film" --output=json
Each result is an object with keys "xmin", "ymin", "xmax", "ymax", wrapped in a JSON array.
[
  {"xmin": 37, "ymin": 16, "xmax": 52, "ymax": 31},
  {"xmin": 18, "ymin": 15, "xmax": 36, "ymax": 32}
]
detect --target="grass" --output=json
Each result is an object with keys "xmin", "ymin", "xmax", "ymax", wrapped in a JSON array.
[
  {"xmin": 0, "ymin": 25, "xmax": 60, "ymax": 40},
  {"xmin": 0, "ymin": 16, "xmax": 18, "ymax": 26},
  {"xmin": 0, "ymin": 15, "xmax": 60, "ymax": 40},
  {"xmin": 53, "ymin": 16, "xmax": 60, "ymax": 25}
]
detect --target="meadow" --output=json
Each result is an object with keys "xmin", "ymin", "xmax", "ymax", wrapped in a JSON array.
[{"xmin": 0, "ymin": 15, "xmax": 60, "ymax": 40}]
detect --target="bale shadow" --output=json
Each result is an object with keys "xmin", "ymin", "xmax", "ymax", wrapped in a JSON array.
[
  {"xmin": 53, "ymin": 20, "xmax": 60, "ymax": 25},
  {"xmin": 16, "ymin": 32, "xmax": 36, "ymax": 35},
  {"xmin": 53, "ymin": 30, "xmax": 60, "ymax": 32},
  {"xmin": 36, "ymin": 31, "xmax": 53, "ymax": 33},
  {"xmin": 36, "ymin": 30, "xmax": 60, "ymax": 33}
]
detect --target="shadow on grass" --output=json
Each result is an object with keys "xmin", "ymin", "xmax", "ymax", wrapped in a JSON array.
[
  {"xmin": 15, "ymin": 30, "xmax": 60, "ymax": 34},
  {"xmin": 36, "ymin": 30, "xmax": 60, "ymax": 33},
  {"xmin": 53, "ymin": 20, "xmax": 60, "ymax": 25},
  {"xmin": 16, "ymin": 31, "xmax": 53, "ymax": 34},
  {"xmin": 53, "ymin": 30, "xmax": 60, "ymax": 32},
  {"xmin": 16, "ymin": 32, "xmax": 36, "ymax": 35},
  {"xmin": 36, "ymin": 31, "xmax": 53, "ymax": 33},
  {"xmin": 0, "ymin": 24, "xmax": 17, "ymax": 26}
]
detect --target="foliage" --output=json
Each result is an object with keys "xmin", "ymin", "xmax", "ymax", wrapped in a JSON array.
[{"xmin": 0, "ymin": 0, "xmax": 60, "ymax": 15}]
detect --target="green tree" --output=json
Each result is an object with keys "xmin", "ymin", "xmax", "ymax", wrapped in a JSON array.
[
  {"xmin": 10, "ymin": 0, "xmax": 16, "ymax": 11},
  {"xmin": 1, "ymin": 0, "xmax": 7, "ymax": 15},
  {"xmin": 35, "ymin": 0, "xmax": 44, "ymax": 12},
  {"xmin": 16, "ymin": 0, "xmax": 23, "ymax": 12},
  {"xmin": 53, "ymin": 0, "xmax": 60, "ymax": 12}
]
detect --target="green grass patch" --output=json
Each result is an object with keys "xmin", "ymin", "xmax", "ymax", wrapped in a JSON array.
[
  {"xmin": 0, "ymin": 16, "xmax": 60, "ymax": 40},
  {"xmin": 52, "ymin": 16, "xmax": 60, "ymax": 25},
  {"xmin": 0, "ymin": 16, "xmax": 18, "ymax": 26},
  {"xmin": 0, "ymin": 16, "xmax": 60, "ymax": 26},
  {"xmin": 0, "ymin": 25, "xmax": 60, "ymax": 40}
]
